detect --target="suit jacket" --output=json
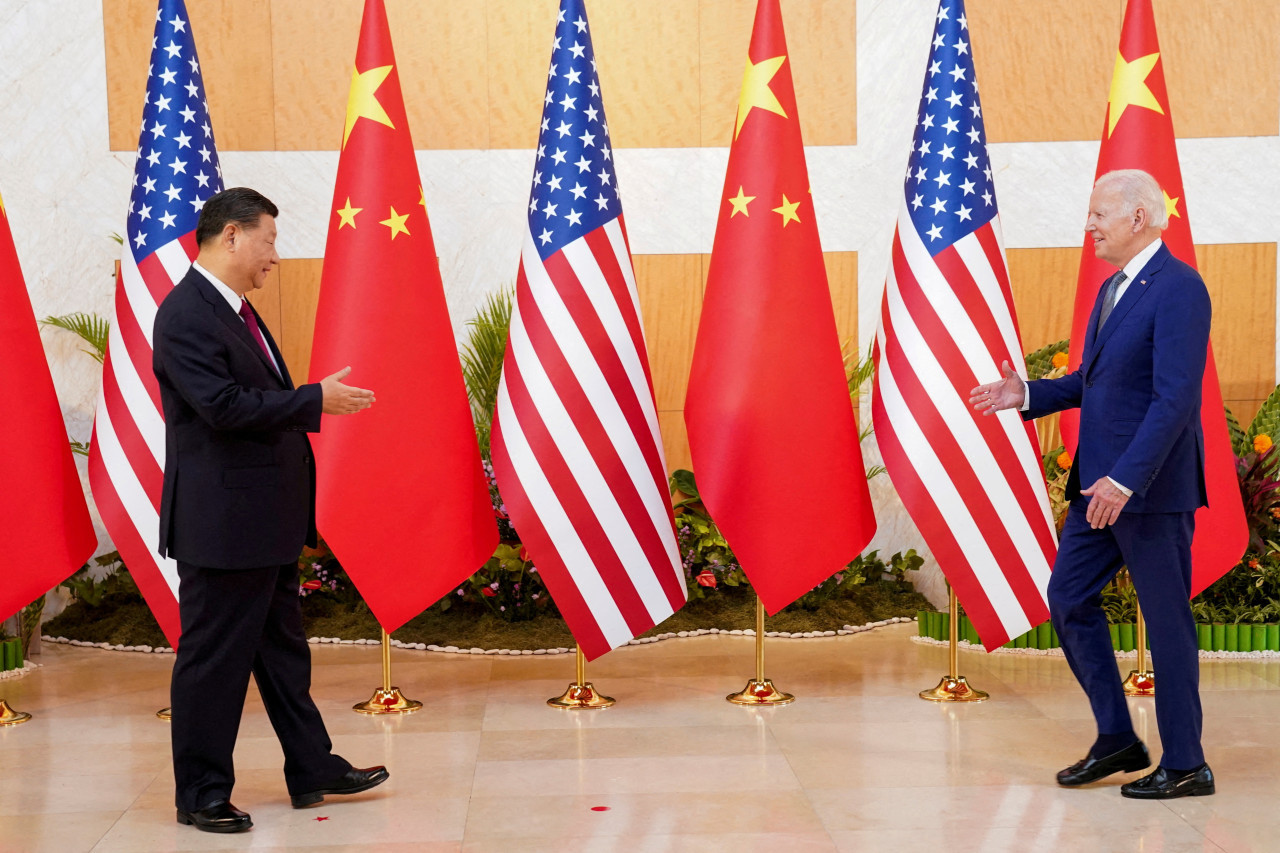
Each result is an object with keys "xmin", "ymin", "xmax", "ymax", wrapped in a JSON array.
[
  {"xmin": 1024, "ymin": 242, "xmax": 1210, "ymax": 514},
  {"xmin": 154, "ymin": 267, "xmax": 322, "ymax": 569}
]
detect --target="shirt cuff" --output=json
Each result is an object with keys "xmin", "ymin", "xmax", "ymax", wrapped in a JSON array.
[
  {"xmin": 1107, "ymin": 476, "xmax": 1133, "ymax": 497},
  {"xmin": 1018, "ymin": 384, "xmax": 1030, "ymax": 412}
]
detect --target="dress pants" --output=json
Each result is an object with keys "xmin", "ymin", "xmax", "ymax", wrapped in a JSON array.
[
  {"xmin": 1048, "ymin": 499, "xmax": 1204, "ymax": 769},
  {"xmin": 171, "ymin": 561, "xmax": 350, "ymax": 812}
]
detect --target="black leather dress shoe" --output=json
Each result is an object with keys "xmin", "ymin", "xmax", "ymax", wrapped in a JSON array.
[
  {"xmin": 1057, "ymin": 740, "xmax": 1150, "ymax": 786},
  {"xmin": 291, "ymin": 766, "xmax": 390, "ymax": 808},
  {"xmin": 1121, "ymin": 763, "xmax": 1215, "ymax": 799},
  {"xmin": 176, "ymin": 800, "xmax": 252, "ymax": 833}
]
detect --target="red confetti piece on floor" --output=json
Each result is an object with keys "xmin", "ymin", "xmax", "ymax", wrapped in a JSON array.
[
  {"xmin": 591, "ymin": 806, "xmax": 610, "ymax": 812},
  {"xmin": 314, "ymin": 816, "xmax": 330, "ymax": 822}
]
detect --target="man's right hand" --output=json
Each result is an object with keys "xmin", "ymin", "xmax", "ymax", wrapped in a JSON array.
[
  {"xmin": 968, "ymin": 360, "xmax": 1026, "ymax": 415},
  {"xmin": 320, "ymin": 366, "xmax": 375, "ymax": 415}
]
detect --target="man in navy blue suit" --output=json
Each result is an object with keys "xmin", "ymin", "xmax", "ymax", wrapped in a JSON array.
[{"xmin": 971, "ymin": 169, "xmax": 1214, "ymax": 799}]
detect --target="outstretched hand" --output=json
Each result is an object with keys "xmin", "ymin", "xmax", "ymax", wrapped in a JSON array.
[
  {"xmin": 968, "ymin": 361, "xmax": 1026, "ymax": 415},
  {"xmin": 320, "ymin": 366, "xmax": 375, "ymax": 415}
]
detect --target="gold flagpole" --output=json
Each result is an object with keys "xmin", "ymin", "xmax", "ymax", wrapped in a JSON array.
[
  {"xmin": 920, "ymin": 583, "xmax": 988, "ymax": 702},
  {"xmin": 727, "ymin": 595, "xmax": 793, "ymax": 705},
  {"xmin": 354, "ymin": 629, "xmax": 422, "ymax": 714},
  {"xmin": 1122, "ymin": 601, "xmax": 1155, "ymax": 695},
  {"xmin": 548, "ymin": 647, "xmax": 614, "ymax": 709}
]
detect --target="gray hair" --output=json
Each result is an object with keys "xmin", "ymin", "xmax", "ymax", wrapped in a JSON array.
[{"xmin": 1094, "ymin": 169, "xmax": 1168, "ymax": 230}]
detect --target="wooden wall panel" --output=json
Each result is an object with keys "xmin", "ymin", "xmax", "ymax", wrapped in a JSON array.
[
  {"xmin": 270, "ymin": 0, "xmax": 490, "ymax": 151},
  {"xmin": 277, "ymin": 258, "xmax": 325, "ymax": 383},
  {"xmin": 698, "ymin": 0, "xmax": 856, "ymax": 147},
  {"xmin": 1006, "ymin": 247, "xmax": 1079, "ymax": 357},
  {"xmin": 971, "ymin": 0, "xmax": 1280, "ymax": 143},
  {"xmin": 633, "ymin": 254, "xmax": 704, "ymax": 412},
  {"xmin": 107, "ymin": 0, "xmax": 857, "ymax": 150},
  {"xmin": 1199, "ymin": 243, "xmax": 1276, "ymax": 424},
  {"xmin": 659, "ymin": 411, "xmax": 693, "ymax": 476},
  {"xmin": 825, "ymin": 251, "xmax": 859, "ymax": 355},
  {"xmin": 105, "ymin": 0, "xmax": 276, "ymax": 151},
  {"xmin": 485, "ymin": 0, "xmax": 559, "ymax": 150}
]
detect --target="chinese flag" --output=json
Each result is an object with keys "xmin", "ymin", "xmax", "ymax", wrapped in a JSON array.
[
  {"xmin": 1060, "ymin": 0, "xmax": 1246, "ymax": 595},
  {"xmin": 309, "ymin": 0, "xmax": 496, "ymax": 631},
  {"xmin": 0, "ymin": 189, "xmax": 96, "ymax": 622},
  {"xmin": 684, "ymin": 0, "xmax": 876, "ymax": 613}
]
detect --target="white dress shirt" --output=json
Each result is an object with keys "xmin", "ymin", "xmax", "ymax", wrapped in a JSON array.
[{"xmin": 192, "ymin": 261, "xmax": 281, "ymax": 376}]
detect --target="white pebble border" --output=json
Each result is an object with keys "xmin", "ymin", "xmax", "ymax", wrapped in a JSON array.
[
  {"xmin": 41, "ymin": 617, "xmax": 917, "ymax": 658},
  {"xmin": 0, "ymin": 659, "xmax": 40, "ymax": 680},
  {"xmin": 910, "ymin": 634, "xmax": 1280, "ymax": 660},
  {"xmin": 43, "ymin": 637, "xmax": 173, "ymax": 654}
]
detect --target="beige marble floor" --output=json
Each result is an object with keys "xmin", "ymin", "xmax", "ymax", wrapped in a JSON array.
[{"xmin": 1, "ymin": 624, "xmax": 1277, "ymax": 852}]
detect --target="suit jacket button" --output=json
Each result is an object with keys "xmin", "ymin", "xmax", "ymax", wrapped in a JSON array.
[{"xmin": 1086, "ymin": 380, "xmax": 1093, "ymax": 387}]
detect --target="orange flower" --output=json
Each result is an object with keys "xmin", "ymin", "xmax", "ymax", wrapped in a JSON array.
[
  {"xmin": 1056, "ymin": 452, "xmax": 1072, "ymax": 470},
  {"xmin": 1248, "ymin": 559, "xmax": 1260, "ymax": 569},
  {"xmin": 1051, "ymin": 352, "xmax": 1069, "ymax": 369},
  {"xmin": 1254, "ymin": 434, "xmax": 1273, "ymax": 454}
]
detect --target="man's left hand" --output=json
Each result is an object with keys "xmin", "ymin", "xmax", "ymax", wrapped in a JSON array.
[{"xmin": 1080, "ymin": 478, "xmax": 1129, "ymax": 529}]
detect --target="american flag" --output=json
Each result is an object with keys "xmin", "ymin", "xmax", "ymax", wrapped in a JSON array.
[
  {"xmin": 489, "ymin": 0, "xmax": 686, "ymax": 661},
  {"xmin": 88, "ymin": 0, "xmax": 222, "ymax": 646},
  {"xmin": 870, "ymin": 0, "xmax": 1055, "ymax": 648}
]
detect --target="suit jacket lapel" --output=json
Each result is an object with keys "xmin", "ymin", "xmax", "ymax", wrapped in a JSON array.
[
  {"xmin": 188, "ymin": 271, "xmax": 287, "ymax": 387},
  {"xmin": 1084, "ymin": 244, "xmax": 1168, "ymax": 375}
]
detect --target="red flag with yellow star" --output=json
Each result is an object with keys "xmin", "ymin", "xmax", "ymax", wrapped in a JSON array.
[
  {"xmin": 309, "ymin": 0, "xmax": 496, "ymax": 631},
  {"xmin": 684, "ymin": 0, "xmax": 876, "ymax": 613},
  {"xmin": 0, "ymin": 188, "xmax": 96, "ymax": 624},
  {"xmin": 1060, "ymin": 0, "xmax": 1246, "ymax": 595}
]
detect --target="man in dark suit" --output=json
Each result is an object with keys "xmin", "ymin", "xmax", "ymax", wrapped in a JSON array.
[
  {"xmin": 154, "ymin": 187, "xmax": 388, "ymax": 833},
  {"xmin": 971, "ymin": 169, "xmax": 1214, "ymax": 799}
]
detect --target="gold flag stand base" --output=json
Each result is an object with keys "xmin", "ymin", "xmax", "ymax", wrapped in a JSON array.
[
  {"xmin": 547, "ymin": 649, "xmax": 614, "ymax": 709},
  {"xmin": 726, "ymin": 677, "xmax": 794, "ymax": 706},
  {"xmin": 156, "ymin": 707, "xmax": 171, "ymax": 720},
  {"xmin": 726, "ymin": 597, "xmax": 794, "ymax": 706},
  {"xmin": 0, "ymin": 700, "xmax": 32, "ymax": 726},
  {"xmin": 920, "ymin": 585, "xmax": 989, "ymax": 703},
  {"xmin": 353, "ymin": 686, "xmax": 423, "ymax": 715},
  {"xmin": 352, "ymin": 629, "xmax": 422, "ymax": 715},
  {"xmin": 1122, "ymin": 670, "xmax": 1155, "ymax": 696},
  {"xmin": 919, "ymin": 675, "xmax": 988, "ymax": 702}
]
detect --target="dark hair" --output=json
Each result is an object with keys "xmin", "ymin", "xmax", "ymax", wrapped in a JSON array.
[{"xmin": 195, "ymin": 187, "xmax": 279, "ymax": 246}]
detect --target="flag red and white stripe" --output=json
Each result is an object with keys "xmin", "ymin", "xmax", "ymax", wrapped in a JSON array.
[
  {"xmin": 88, "ymin": 0, "xmax": 222, "ymax": 646},
  {"xmin": 871, "ymin": 0, "xmax": 1054, "ymax": 649},
  {"xmin": 489, "ymin": 0, "xmax": 685, "ymax": 661},
  {"xmin": 492, "ymin": 218, "xmax": 687, "ymax": 661}
]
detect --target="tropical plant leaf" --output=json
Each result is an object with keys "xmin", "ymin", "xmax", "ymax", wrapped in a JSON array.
[
  {"xmin": 1225, "ymin": 404, "xmax": 1249, "ymax": 457},
  {"xmin": 1024, "ymin": 338, "xmax": 1069, "ymax": 382},
  {"xmin": 458, "ymin": 290, "xmax": 513, "ymax": 457},
  {"xmin": 1246, "ymin": 383, "xmax": 1280, "ymax": 450},
  {"xmin": 41, "ymin": 312, "xmax": 110, "ymax": 363}
]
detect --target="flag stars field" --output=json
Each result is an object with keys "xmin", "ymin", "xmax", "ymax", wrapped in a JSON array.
[
  {"xmin": 336, "ymin": 197, "xmax": 361, "ymax": 229},
  {"xmin": 903, "ymin": 1, "xmax": 995, "ymax": 249},
  {"xmin": 772, "ymin": 194, "xmax": 801, "ymax": 227},
  {"xmin": 379, "ymin": 206, "xmax": 410, "ymax": 239}
]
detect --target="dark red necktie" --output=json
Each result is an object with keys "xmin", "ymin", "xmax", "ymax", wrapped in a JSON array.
[{"xmin": 238, "ymin": 300, "xmax": 277, "ymax": 372}]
